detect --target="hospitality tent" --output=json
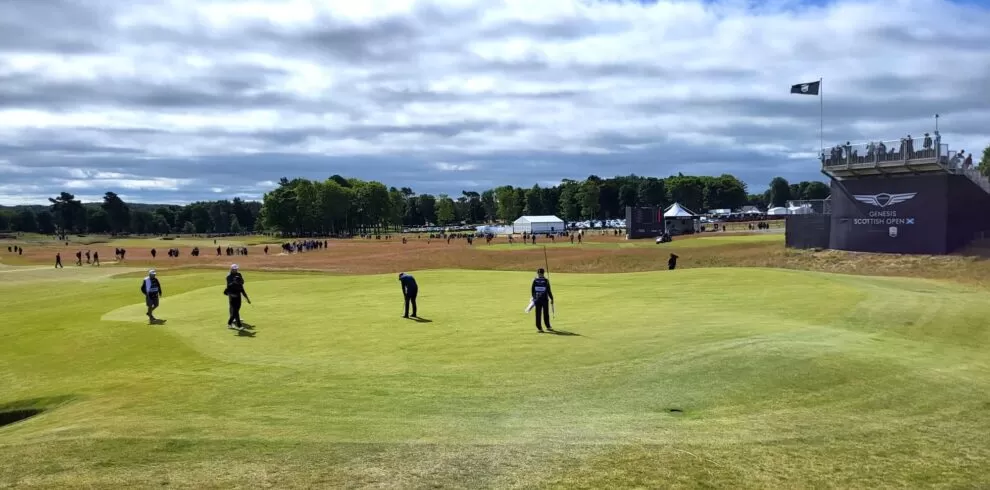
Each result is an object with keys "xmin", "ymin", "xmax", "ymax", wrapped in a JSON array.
[
  {"xmin": 767, "ymin": 206, "xmax": 788, "ymax": 215},
  {"xmin": 663, "ymin": 203, "xmax": 701, "ymax": 235},
  {"xmin": 512, "ymin": 215, "xmax": 565, "ymax": 234}
]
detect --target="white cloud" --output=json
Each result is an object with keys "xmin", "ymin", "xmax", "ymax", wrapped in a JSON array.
[
  {"xmin": 0, "ymin": 0, "xmax": 989, "ymax": 204},
  {"xmin": 433, "ymin": 162, "xmax": 480, "ymax": 171}
]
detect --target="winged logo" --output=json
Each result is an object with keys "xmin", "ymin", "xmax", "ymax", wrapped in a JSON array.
[{"xmin": 852, "ymin": 192, "xmax": 917, "ymax": 208}]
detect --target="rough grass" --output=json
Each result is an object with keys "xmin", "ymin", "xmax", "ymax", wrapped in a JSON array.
[
  {"xmin": 1, "ymin": 265, "xmax": 989, "ymax": 488},
  {"xmin": 8, "ymin": 231, "xmax": 990, "ymax": 287},
  {"xmin": 7, "ymin": 233, "xmax": 283, "ymax": 248}
]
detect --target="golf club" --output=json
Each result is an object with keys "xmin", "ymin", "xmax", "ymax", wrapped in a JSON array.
[{"xmin": 543, "ymin": 245, "xmax": 555, "ymax": 318}]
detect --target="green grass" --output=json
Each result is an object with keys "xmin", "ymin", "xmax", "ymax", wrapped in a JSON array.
[
  {"xmin": 483, "ymin": 233, "xmax": 783, "ymax": 250},
  {"xmin": 1, "ymin": 266, "xmax": 988, "ymax": 488}
]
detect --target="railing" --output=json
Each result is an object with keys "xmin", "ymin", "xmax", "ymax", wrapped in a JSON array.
[
  {"xmin": 821, "ymin": 136, "xmax": 945, "ymax": 167},
  {"xmin": 786, "ymin": 199, "xmax": 831, "ymax": 215},
  {"xmin": 951, "ymin": 166, "xmax": 990, "ymax": 194},
  {"xmin": 820, "ymin": 134, "xmax": 989, "ymax": 195}
]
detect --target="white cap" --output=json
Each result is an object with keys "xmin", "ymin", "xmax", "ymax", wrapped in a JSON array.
[
  {"xmin": 148, "ymin": 269, "xmax": 156, "ymax": 275},
  {"xmin": 230, "ymin": 264, "xmax": 238, "ymax": 270}
]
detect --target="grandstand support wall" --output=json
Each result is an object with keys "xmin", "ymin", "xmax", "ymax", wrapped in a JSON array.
[
  {"xmin": 786, "ymin": 214, "xmax": 831, "ymax": 249},
  {"xmin": 828, "ymin": 173, "xmax": 990, "ymax": 255}
]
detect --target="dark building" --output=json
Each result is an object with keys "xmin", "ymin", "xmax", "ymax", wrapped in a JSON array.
[{"xmin": 787, "ymin": 134, "xmax": 990, "ymax": 255}]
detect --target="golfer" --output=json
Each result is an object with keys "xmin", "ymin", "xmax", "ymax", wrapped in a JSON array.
[
  {"xmin": 227, "ymin": 263, "xmax": 244, "ymax": 287},
  {"xmin": 531, "ymin": 268, "xmax": 554, "ymax": 333},
  {"xmin": 140, "ymin": 269, "xmax": 163, "ymax": 324},
  {"xmin": 399, "ymin": 272, "xmax": 418, "ymax": 318},
  {"xmin": 224, "ymin": 273, "xmax": 251, "ymax": 330}
]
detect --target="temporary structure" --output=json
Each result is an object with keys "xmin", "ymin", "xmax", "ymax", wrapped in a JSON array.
[
  {"xmin": 662, "ymin": 203, "xmax": 700, "ymax": 234},
  {"xmin": 512, "ymin": 215, "xmax": 565, "ymax": 234},
  {"xmin": 663, "ymin": 203, "xmax": 697, "ymax": 218},
  {"xmin": 767, "ymin": 207, "xmax": 788, "ymax": 215}
]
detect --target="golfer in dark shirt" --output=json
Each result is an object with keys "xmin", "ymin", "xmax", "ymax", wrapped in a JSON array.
[
  {"xmin": 531, "ymin": 268, "xmax": 554, "ymax": 332},
  {"xmin": 227, "ymin": 264, "xmax": 244, "ymax": 287},
  {"xmin": 399, "ymin": 272, "xmax": 418, "ymax": 318},
  {"xmin": 224, "ymin": 277, "xmax": 251, "ymax": 330},
  {"xmin": 668, "ymin": 253, "xmax": 678, "ymax": 270}
]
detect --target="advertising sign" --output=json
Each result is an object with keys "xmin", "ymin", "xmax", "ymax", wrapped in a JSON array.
[{"xmin": 829, "ymin": 176, "xmax": 948, "ymax": 254}]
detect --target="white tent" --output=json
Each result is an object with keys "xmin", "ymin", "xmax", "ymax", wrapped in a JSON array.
[
  {"xmin": 512, "ymin": 215, "xmax": 565, "ymax": 234},
  {"xmin": 663, "ymin": 203, "xmax": 697, "ymax": 217},
  {"xmin": 767, "ymin": 206, "xmax": 788, "ymax": 215},
  {"xmin": 663, "ymin": 203, "xmax": 700, "ymax": 234}
]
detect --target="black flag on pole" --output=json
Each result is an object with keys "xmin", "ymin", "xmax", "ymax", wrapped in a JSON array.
[{"xmin": 790, "ymin": 81, "xmax": 820, "ymax": 95}]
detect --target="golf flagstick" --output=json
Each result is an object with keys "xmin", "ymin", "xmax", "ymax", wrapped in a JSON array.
[{"xmin": 544, "ymin": 245, "xmax": 555, "ymax": 318}]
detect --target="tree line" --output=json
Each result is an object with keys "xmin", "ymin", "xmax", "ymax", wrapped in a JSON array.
[
  {"xmin": 0, "ymin": 173, "xmax": 829, "ymax": 235},
  {"xmin": 0, "ymin": 192, "xmax": 261, "ymax": 236}
]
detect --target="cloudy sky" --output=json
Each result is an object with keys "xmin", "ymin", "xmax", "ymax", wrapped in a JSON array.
[{"xmin": 1, "ymin": 0, "xmax": 989, "ymax": 205}]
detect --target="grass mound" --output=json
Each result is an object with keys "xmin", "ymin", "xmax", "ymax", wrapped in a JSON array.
[{"xmin": 1, "ymin": 267, "xmax": 989, "ymax": 487}]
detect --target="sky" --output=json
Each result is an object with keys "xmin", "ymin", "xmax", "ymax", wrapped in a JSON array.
[{"xmin": 1, "ymin": 0, "xmax": 989, "ymax": 205}]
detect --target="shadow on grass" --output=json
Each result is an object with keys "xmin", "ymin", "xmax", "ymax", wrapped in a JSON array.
[
  {"xmin": 0, "ymin": 395, "xmax": 79, "ymax": 428},
  {"xmin": 406, "ymin": 317, "xmax": 433, "ymax": 323},
  {"xmin": 150, "ymin": 318, "xmax": 167, "ymax": 325},
  {"xmin": 547, "ymin": 329, "xmax": 581, "ymax": 337}
]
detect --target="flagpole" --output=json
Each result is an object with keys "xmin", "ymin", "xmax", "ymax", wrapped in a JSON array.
[{"xmin": 819, "ymin": 77, "xmax": 824, "ymax": 158}]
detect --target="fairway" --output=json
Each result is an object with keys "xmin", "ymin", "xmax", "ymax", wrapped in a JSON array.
[{"xmin": 2, "ymin": 264, "xmax": 989, "ymax": 488}]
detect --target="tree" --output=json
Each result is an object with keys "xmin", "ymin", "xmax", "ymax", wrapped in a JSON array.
[
  {"xmin": 702, "ymin": 175, "xmax": 747, "ymax": 211},
  {"xmin": 152, "ymin": 214, "xmax": 170, "ymax": 234},
  {"xmin": 480, "ymin": 190, "xmax": 497, "ymax": 222},
  {"xmin": 318, "ymin": 179, "xmax": 351, "ymax": 233},
  {"xmin": 802, "ymin": 181, "xmax": 830, "ymax": 199},
  {"xmin": 462, "ymin": 191, "xmax": 484, "ymax": 223},
  {"xmin": 12, "ymin": 209, "xmax": 38, "ymax": 232},
  {"xmin": 579, "ymin": 181, "xmax": 601, "ymax": 219},
  {"xmin": 637, "ymin": 178, "xmax": 666, "ymax": 207},
  {"xmin": 979, "ymin": 145, "xmax": 990, "ymax": 177},
  {"xmin": 666, "ymin": 175, "xmax": 705, "ymax": 212},
  {"xmin": 154, "ymin": 206, "xmax": 177, "ymax": 231},
  {"xmin": 390, "ymin": 187, "xmax": 407, "ymax": 228},
  {"xmin": 435, "ymin": 194, "xmax": 456, "ymax": 225},
  {"xmin": 747, "ymin": 193, "xmax": 769, "ymax": 210},
  {"xmin": 557, "ymin": 181, "xmax": 581, "ymax": 221},
  {"xmin": 101, "ymin": 192, "xmax": 131, "ymax": 233},
  {"xmin": 619, "ymin": 183, "xmax": 638, "ymax": 210},
  {"xmin": 261, "ymin": 182, "xmax": 299, "ymax": 233},
  {"xmin": 418, "ymin": 194, "xmax": 437, "ymax": 225},
  {"xmin": 355, "ymin": 181, "xmax": 391, "ymax": 232},
  {"xmin": 86, "ymin": 208, "xmax": 112, "ymax": 234},
  {"xmin": 49, "ymin": 192, "xmax": 84, "ymax": 235},
  {"xmin": 523, "ymin": 185, "xmax": 543, "ymax": 215},
  {"xmin": 16, "ymin": 171, "xmax": 833, "ymax": 237},
  {"xmin": 294, "ymin": 179, "xmax": 320, "ymax": 233},
  {"xmin": 597, "ymin": 180, "xmax": 620, "ymax": 219},
  {"xmin": 767, "ymin": 177, "xmax": 791, "ymax": 207},
  {"xmin": 130, "ymin": 210, "xmax": 155, "ymax": 234},
  {"xmin": 494, "ymin": 186, "xmax": 522, "ymax": 222},
  {"xmin": 231, "ymin": 197, "xmax": 255, "ymax": 231},
  {"xmin": 228, "ymin": 215, "xmax": 241, "ymax": 233}
]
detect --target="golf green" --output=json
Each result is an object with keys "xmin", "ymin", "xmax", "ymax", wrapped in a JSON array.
[{"xmin": 1, "ymin": 266, "xmax": 988, "ymax": 488}]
